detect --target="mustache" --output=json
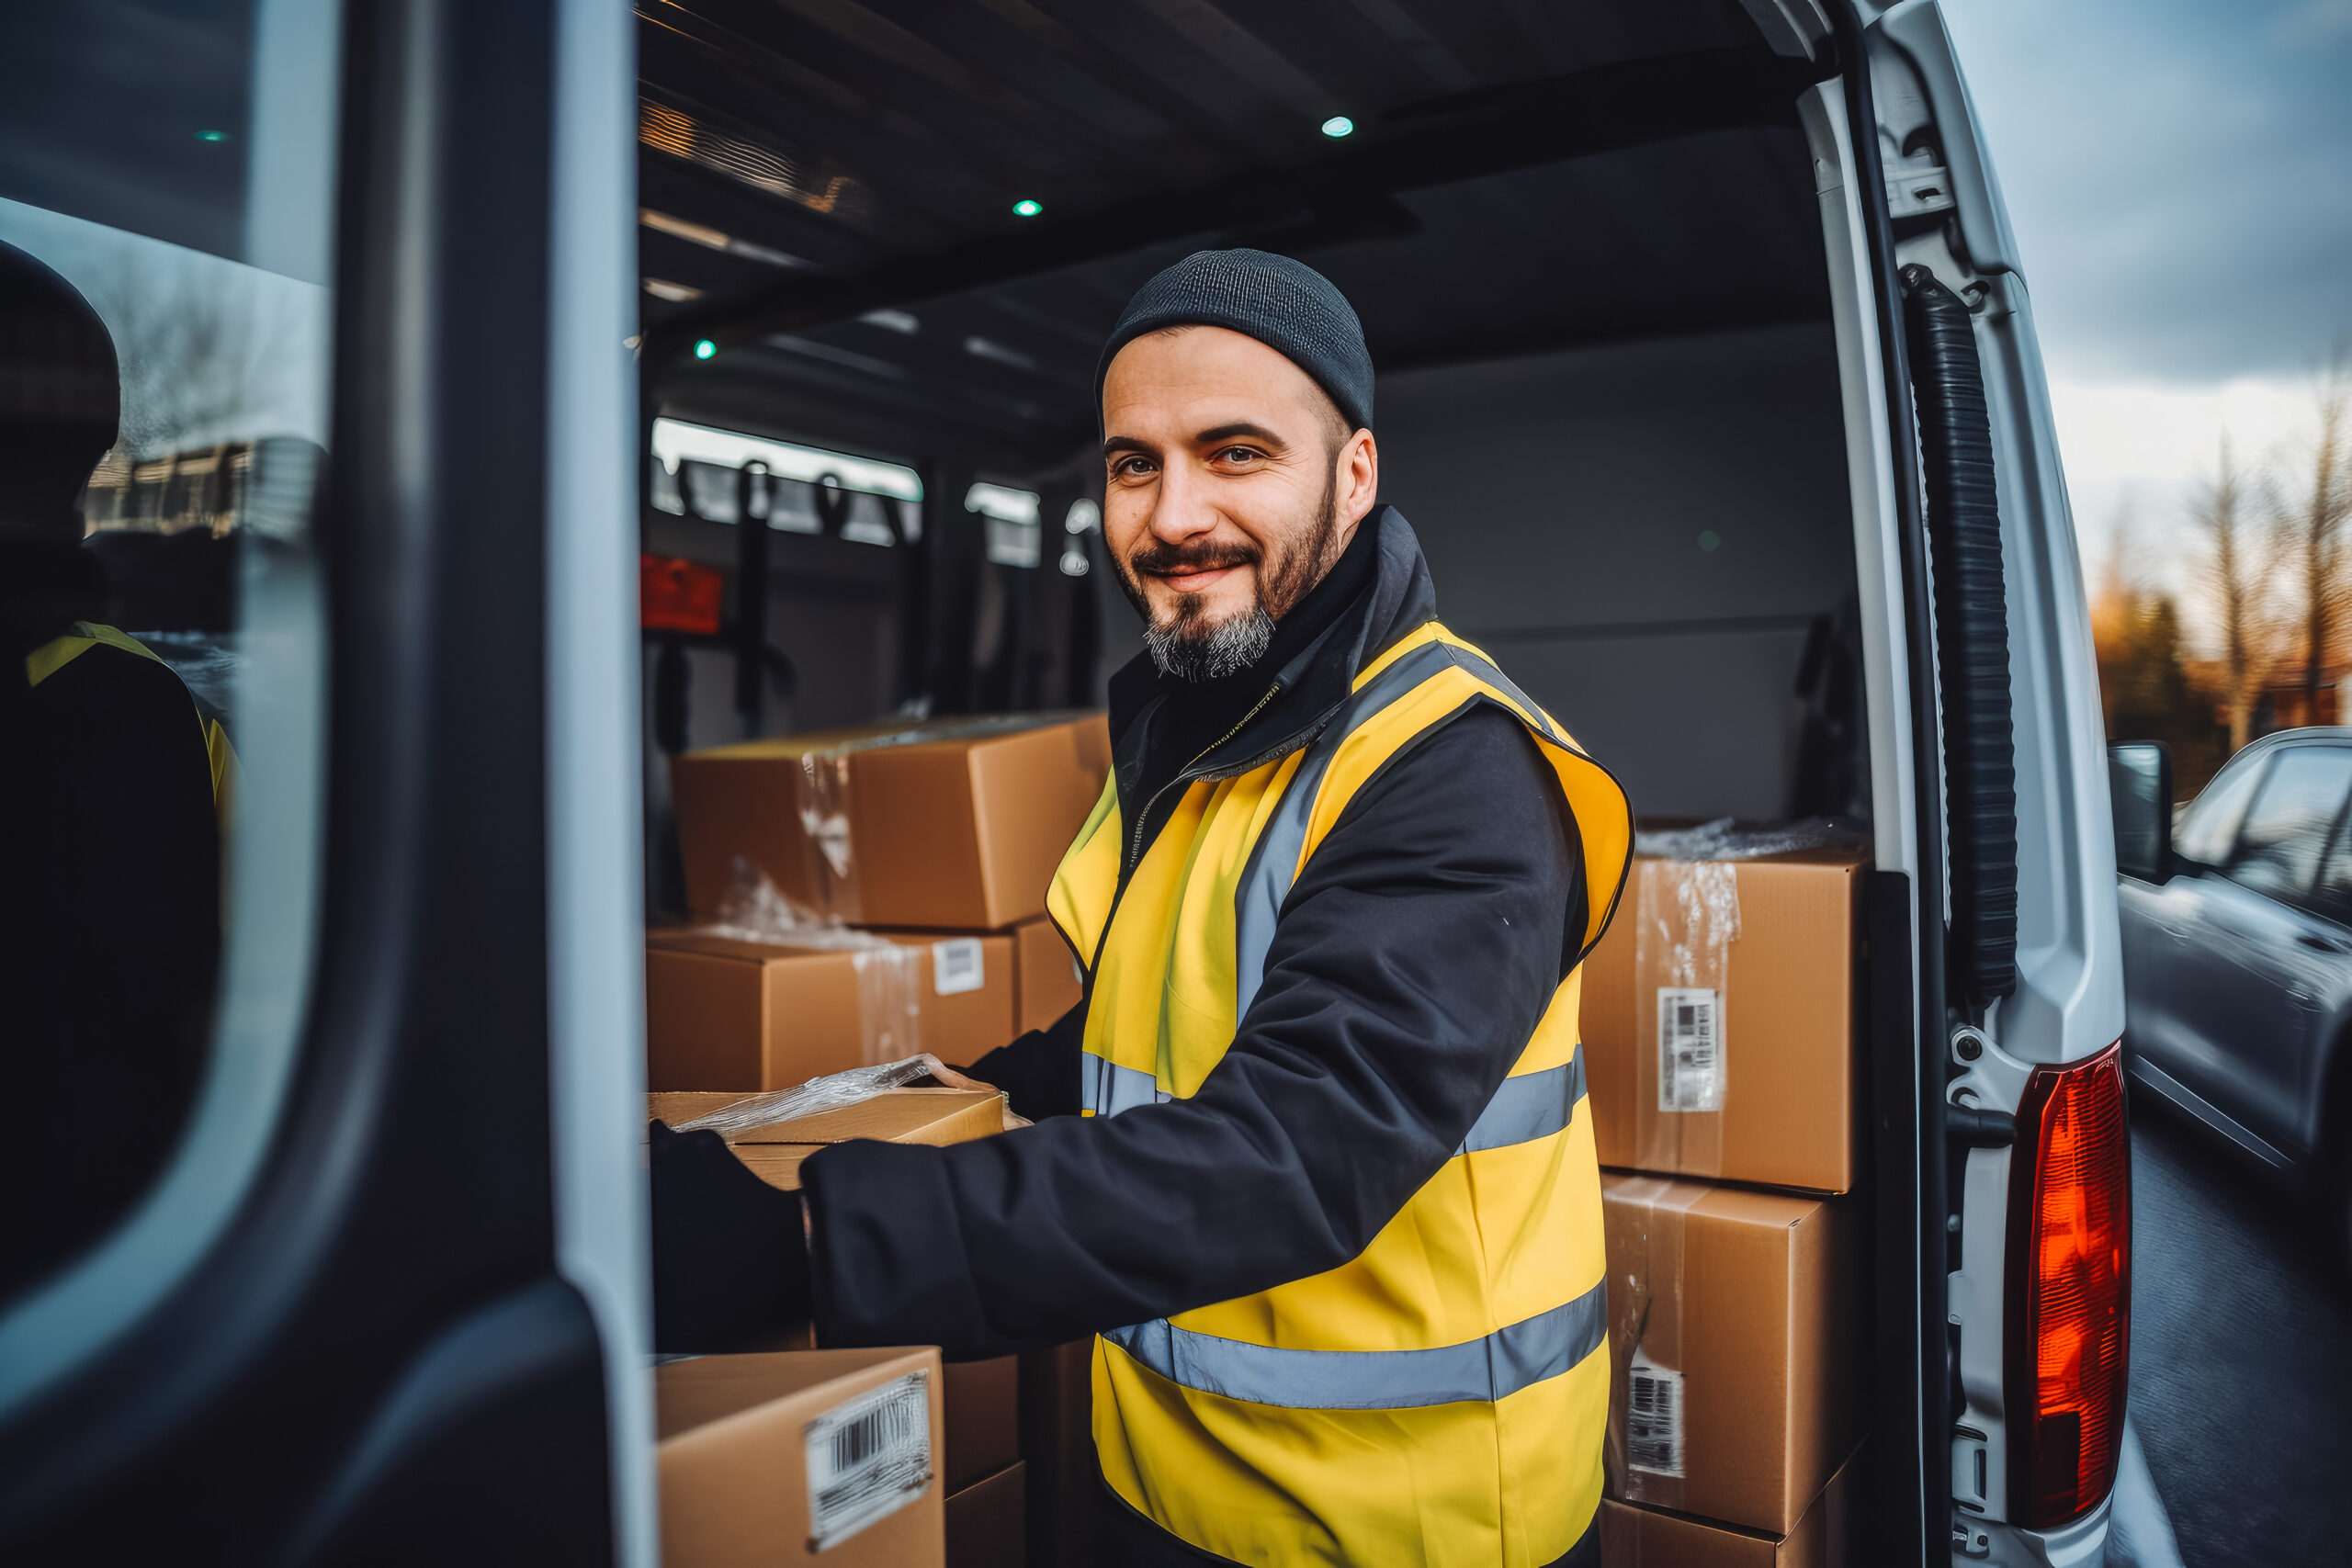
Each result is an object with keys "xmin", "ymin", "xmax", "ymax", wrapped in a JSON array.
[{"xmin": 1125, "ymin": 539, "xmax": 1261, "ymax": 581}]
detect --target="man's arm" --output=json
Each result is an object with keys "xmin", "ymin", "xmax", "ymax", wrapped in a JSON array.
[{"xmin": 800, "ymin": 703, "xmax": 1580, "ymax": 1359}]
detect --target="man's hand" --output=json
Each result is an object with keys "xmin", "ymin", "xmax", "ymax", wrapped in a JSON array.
[{"xmin": 648, "ymin": 1121, "xmax": 811, "ymax": 1352}]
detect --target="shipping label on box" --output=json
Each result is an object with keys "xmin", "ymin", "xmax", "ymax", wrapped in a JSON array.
[
  {"xmin": 1582, "ymin": 845, "xmax": 1866, "ymax": 1193},
  {"xmin": 807, "ymin": 1371, "xmax": 935, "ymax": 1550},
  {"xmin": 658, "ymin": 1348, "xmax": 946, "ymax": 1568}
]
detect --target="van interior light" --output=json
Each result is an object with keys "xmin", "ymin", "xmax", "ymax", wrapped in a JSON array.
[
  {"xmin": 965, "ymin": 482, "xmax": 1042, "ymax": 526},
  {"xmin": 1012, "ymin": 198, "xmax": 1043, "ymax": 217},
  {"xmin": 197, "ymin": 130, "xmax": 230, "ymax": 142},
  {"xmin": 1320, "ymin": 116, "xmax": 1354, "ymax": 139},
  {"xmin": 693, "ymin": 339, "xmax": 717, "ymax": 360}
]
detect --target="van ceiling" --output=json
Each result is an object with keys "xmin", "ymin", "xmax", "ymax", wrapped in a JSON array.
[{"xmin": 636, "ymin": 0, "xmax": 1834, "ymax": 467}]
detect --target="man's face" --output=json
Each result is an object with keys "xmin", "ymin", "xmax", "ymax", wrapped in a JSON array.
[{"xmin": 1101, "ymin": 325, "xmax": 1377, "ymax": 679}]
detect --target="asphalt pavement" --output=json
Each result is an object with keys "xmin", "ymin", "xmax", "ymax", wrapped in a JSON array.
[{"xmin": 2127, "ymin": 1102, "xmax": 2352, "ymax": 1566}]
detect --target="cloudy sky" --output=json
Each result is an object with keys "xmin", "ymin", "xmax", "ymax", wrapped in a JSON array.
[{"xmin": 1941, "ymin": 0, "xmax": 2352, "ymax": 618}]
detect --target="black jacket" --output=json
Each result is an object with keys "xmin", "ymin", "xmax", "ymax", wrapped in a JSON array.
[{"xmin": 801, "ymin": 508, "xmax": 1587, "ymax": 1365}]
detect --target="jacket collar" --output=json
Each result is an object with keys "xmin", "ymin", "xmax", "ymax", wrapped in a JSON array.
[{"xmin": 1106, "ymin": 505, "xmax": 1439, "ymax": 793}]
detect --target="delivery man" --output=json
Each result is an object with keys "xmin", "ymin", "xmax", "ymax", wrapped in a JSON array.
[
  {"xmin": 650, "ymin": 248, "xmax": 1631, "ymax": 1567},
  {"xmin": 0, "ymin": 240, "xmax": 223, "ymax": 1300}
]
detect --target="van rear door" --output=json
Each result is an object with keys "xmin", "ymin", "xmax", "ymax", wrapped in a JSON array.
[
  {"xmin": 0, "ymin": 4, "xmax": 653, "ymax": 1562},
  {"xmin": 1835, "ymin": 5, "xmax": 2132, "ymax": 1562}
]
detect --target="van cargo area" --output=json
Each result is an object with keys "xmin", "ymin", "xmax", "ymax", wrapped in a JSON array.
[{"xmin": 631, "ymin": 8, "xmax": 1896, "ymax": 1563}]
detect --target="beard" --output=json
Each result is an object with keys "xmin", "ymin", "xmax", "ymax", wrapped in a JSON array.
[{"xmin": 1117, "ymin": 471, "xmax": 1343, "ymax": 682}]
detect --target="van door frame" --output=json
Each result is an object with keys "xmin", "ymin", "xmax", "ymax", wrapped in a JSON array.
[{"xmin": 1810, "ymin": 4, "xmax": 1951, "ymax": 1561}]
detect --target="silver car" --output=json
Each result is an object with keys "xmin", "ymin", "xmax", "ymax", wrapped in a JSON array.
[{"xmin": 2114, "ymin": 731, "xmax": 2352, "ymax": 1270}]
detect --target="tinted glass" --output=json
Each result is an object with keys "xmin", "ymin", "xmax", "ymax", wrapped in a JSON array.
[
  {"xmin": 2175, "ymin": 752, "xmax": 2267, "ymax": 865},
  {"xmin": 2315, "ymin": 815, "xmax": 2352, "ymax": 924},
  {"xmin": 2226, "ymin": 748, "xmax": 2352, "ymax": 902},
  {"xmin": 0, "ymin": 0, "xmax": 334, "ymax": 1356}
]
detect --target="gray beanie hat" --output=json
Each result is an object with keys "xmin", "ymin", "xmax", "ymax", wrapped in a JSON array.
[{"xmin": 1097, "ymin": 248, "xmax": 1374, "ymax": 433}]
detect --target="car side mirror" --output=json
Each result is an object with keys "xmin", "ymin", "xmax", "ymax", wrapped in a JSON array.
[{"xmin": 2109, "ymin": 742, "xmax": 2173, "ymax": 883}]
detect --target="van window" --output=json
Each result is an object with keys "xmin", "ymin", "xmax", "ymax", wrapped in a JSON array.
[
  {"xmin": 0, "ymin": 0, "xmax": 335, "ymax": 1382},
  {"xmin": 2224, "ymin": 748, "xmax": 2352, "ymax": 901},
  {"xmin": 2176, "ymin": 752, "xmax": 2268, "ymax": 866}
]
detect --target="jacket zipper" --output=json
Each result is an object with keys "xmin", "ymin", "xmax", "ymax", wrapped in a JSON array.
[
  {"xmin": 1082, "ymin": 679, "xmax": 1350, "ymax": 987},
  {"xmin": 1123, "ymin": 680, "xmax": 1285, "ymax": 875}
]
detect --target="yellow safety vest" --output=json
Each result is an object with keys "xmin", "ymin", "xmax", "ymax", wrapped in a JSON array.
[
  {"xmin": 1047, "ymin": 620, "xmax": 1633, "ymax": 1567},
  {"xmin": 26, "ymin": 620, "xmax": 239, "ymax": 825}
]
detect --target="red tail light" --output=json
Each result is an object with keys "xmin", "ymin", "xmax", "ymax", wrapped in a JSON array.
[{"xmin": 2006, "ymin": 1040, "xmax": 2131, "ymax": 1528}]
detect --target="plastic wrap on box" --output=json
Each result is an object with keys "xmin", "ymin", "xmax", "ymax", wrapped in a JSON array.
[
  {"xmin": 1600, "ymin": 1174, "xmax": 1856, "ymax": 1537},
  {"xmin": 786, "ymin": 715, "xmax": 1069, "ymax": 918},
  {"xmin": 1624, "ymin": 818, "xmax": 1868, "ymax": 1182},
  {"xmin": 1605, "ymin": 1175, "xmax": 1708, "ymax": 1511},
  {"xmin": 672, "ymin": 711, "xmax": 1113, "ymax": 930},
  {"xmin": 673, "ymin": 1055, "xmax": 956, "ymax": 1138},
  {"xmin": 697, "ymin": 855, "xmax": 923, "ymax": 1067}
]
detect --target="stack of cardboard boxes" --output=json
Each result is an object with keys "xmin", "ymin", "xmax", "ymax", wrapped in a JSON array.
[
  {"xmin": 648, "ymin": 1086, "xmax": 1033, "ymax": 1568},
  {"xmin": 650, "ymin": 714, "xmax": 1106, "ymax": 1090},
  {"xmin": 1579, "ymin": 839, "xmax": 1871, "ymax": 1567},
  {"xmin": 651, "ymin": 714, "xmax": 1114, "ymax": 1568}
]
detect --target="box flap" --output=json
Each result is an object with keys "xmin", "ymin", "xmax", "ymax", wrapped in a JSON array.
[{"xmin": 655, "ymin": 1347, "xmax": 935, "ymax": 1441}]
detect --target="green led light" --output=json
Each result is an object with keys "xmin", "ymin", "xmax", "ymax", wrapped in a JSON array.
[
  {"xmin": 1320, "ymin": 116, "xmax": 1354, "ymax": 139},
  {"xmin": 1698, "ymin": 529, "xmax": 1722, "ymax": 552},
  {"xmin": 1012, "ymin": 198, "xmax": 1043, "ymax": 218},
  {"xmin": 694, "ymin": 339, "xmax": 717, "ymax": 360},
  {"xmin": 197, "ymin": 130, "xmax": 228, "ymax": 142}
]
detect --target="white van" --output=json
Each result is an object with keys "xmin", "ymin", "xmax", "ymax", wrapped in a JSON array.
[{"xmin": 0, "ymin": 3, "xmax": 2127, "ymax": 1565}]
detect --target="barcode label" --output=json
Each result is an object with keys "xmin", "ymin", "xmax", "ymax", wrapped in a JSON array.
[
  {"xmin": 1625, "ymin": 1359, "xmax": 1686, "ymax": 1477},
  {"xmin": 931, "ymin": 938, "xmax": 985, "ymax": 997},
  {"xmin": 1657, "ymin": 987, "xmax": 1724, "ymax": 1112},
  {"xmin": 804, "ymin": 1371, "xmax": 933, "ymax": 1550}
]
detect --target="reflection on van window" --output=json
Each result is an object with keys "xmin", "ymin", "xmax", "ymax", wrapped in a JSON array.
[{"xmin": 0, "ymin": 188, "xmax": 329, "ymax": 1303}]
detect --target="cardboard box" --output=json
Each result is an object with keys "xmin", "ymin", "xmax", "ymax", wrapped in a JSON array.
[
  {"xmin": 1581, "ymin": 846, "xmax": 1866, "ymax": 1192},
  {"xmin": 943, "ymin": 1357, "xmax": 1021, "ymax": 1495},
  {"xmin": 648, "ymin": 1086, "xmax": 1012, "ymax": 1191},
  {"xmin": 946, "ymin": 1461, "xmax": 1026, "ymax": 1568},
  {"xmin": 1599, "ymin": 1451, "xmax": 1854, "ymax": 1568},
  {"xmin": 1601, "ymin": 1175, "xmax": 1857, "ymax": 1536},
  {"xmin": 646, "ymin": 929, "xmax": 1016, "ymax": 1091},
  {"xmin": 1013, "ymin": 917, "xmax": 1084, "ymax": 1033},
  {"xmin": 673, "ymin": 712, "xmax": 1113, "ymax": 930},
  {"xmin": 658, "ymin": 1348, "xmax": 945, "ymax": 1567}
]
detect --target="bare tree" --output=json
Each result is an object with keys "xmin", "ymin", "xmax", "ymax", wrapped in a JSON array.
[
  {"xmin": 2286, "ymin": 344, "xmax": 2352, "ymax": 721},
  {"xmin": 2192, "ymin": 432, "xmax": 2287, "ymax": 751}
]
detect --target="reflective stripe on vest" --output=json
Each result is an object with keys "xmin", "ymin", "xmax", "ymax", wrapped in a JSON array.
[
  {"xmin": 1081, "ymin": 1053, "xmax": 1170, "ymax": 1117},
  {"xmin": 1102, "ymin": 1275, "xmax": 1608, "ymax": 1413},
  {"xmin": 1048, "ymin": 618, "xmax": 1632, "ymax": 1567}
]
